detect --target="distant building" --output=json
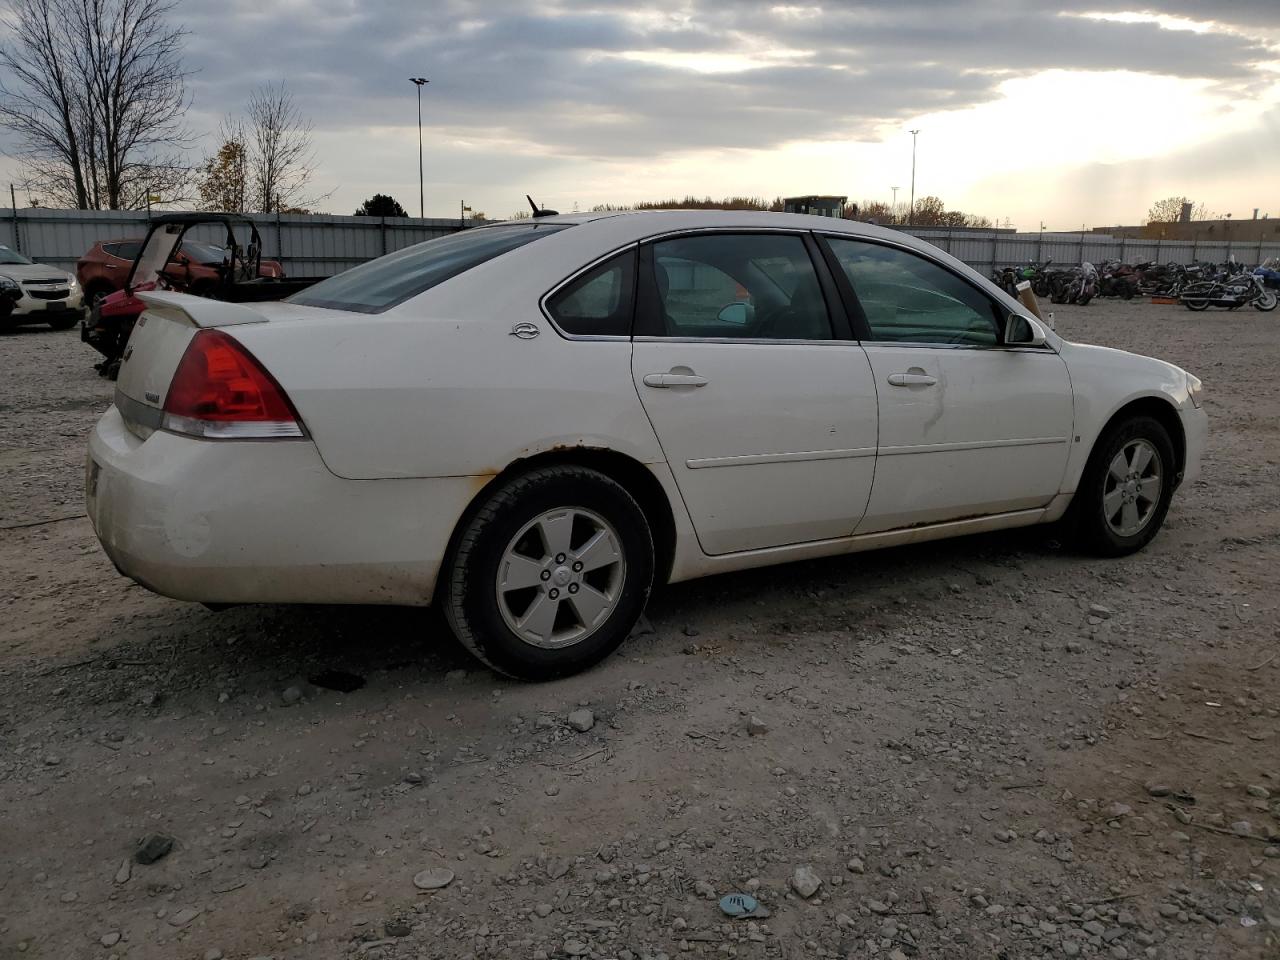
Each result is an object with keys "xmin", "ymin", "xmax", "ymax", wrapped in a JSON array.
[
  {"xmin": 784, "ymin": 195, "xmax": 847, "ymax": 218},
  {"xmin": 1093, "ymin": 211, "xmax": 1278, "ymax": 243}
]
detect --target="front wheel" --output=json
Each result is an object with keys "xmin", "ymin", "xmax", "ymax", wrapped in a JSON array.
[
  {"xmin": 443, "ymin": 465, "xmax": 655, "ymax": 680},
  {"xmin": 1068, "ymin": 416, "xmax": 1175, "ymax": 557},
  {"xmin": 1253, "ymin": 288, "xmax": 1278, "ymax": 311}
]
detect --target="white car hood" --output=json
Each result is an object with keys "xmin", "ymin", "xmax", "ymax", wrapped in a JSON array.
[{"xmin": 0, "ymin": 262, "xmax": 73, "ymax": 283}]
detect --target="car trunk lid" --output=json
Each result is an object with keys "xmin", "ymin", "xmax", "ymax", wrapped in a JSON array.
[{"xmin": 114, "ymin": 291, "xmax": 271, "ymax": 437}]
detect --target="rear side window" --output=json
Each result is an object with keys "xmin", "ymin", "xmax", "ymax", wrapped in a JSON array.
[
  {"xmin": 545, "ymin": 249, "xmax": 635, "ymax": 336},
  {"xmin": 104, "ymin": 241, "xmax": 141, "ymax": 260},
  {"xmin": 290, "ymin": 223, "xmax": 567, "ymax": 314}
]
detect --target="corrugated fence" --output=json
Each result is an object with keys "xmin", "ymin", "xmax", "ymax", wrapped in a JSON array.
[
  {"xmin": 5, "ymin": 207, "xmax": 1280, "ymax": 280},
  {"xmin": 902, "ymin": 227, "xmax": 1280, "ymax": 277},
  {"xmin": 1, "ymin": 207, "xmax": 477, "ymax": 277}
]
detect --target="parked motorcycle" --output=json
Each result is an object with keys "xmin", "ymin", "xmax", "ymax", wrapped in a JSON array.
[
  {"xmin": 992, "ymin": 260, "xmax": 1052, "ymax": 299},
  {"xmin": 1253, "ymin": 258, "xmax": 1280, "ymax": 291},
  {"xmin": 1135, "ymin": 261, "xmax": 1181, "ymax": 297},
  {"xmin": 1179, "ymin": 270, "xmax": 1277, "ymax": 312},
  {"xmin": 1049, "ymin": 262, "xmax": 1098, "ymax": 305},
  {"xmin": 1097, "ymin": 259, "xmax": 1138, "ymax": 299}
]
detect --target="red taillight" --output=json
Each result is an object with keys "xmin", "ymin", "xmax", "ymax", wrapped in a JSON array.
[{"xmin": 162, "ymin": 329, "xmax": 304, "ymax": 439}]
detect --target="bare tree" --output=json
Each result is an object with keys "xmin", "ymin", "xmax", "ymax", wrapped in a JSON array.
[
  {"xmin": 0, "ymin": 0, "xmax": 190, "ymax": 209},
  {"xmin": 245, "ymin": 81, "xmax": 323, "ymax": 213},
  {"xmin": 1146, "ymin": 196, "xmax": 1216, "ymax": 224}
]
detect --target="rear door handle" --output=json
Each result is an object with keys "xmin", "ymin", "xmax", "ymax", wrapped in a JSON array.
[
  {"xmin": 643, "ymin": 373, "xmax": 708, "ymax": 388},
  {"xmin": 887, "ymin": 372, "xmax": 938, "ymax": 387}
]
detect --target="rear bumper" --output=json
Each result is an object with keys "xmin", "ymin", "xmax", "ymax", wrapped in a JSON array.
[{"xmin": 87, "ymin": 406, "xmax": 483, "ymax": 606}]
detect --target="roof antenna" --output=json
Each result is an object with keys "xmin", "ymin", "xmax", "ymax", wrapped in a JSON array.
[{"xmin": 527, "ymin": 194, "xmax": 559, "ymax": 218}]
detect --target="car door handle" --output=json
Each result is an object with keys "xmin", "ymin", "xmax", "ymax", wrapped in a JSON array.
[
  {"xmin": 887, "ymin": 372, "xmax": 938, "ymax": 387},
  {"xmin": 643, "ymin": 373, "xmax": 708, "ymax": 388}
]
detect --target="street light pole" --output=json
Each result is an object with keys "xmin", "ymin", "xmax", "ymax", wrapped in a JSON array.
[
  {"xmin": 908, "ymin": 129, "xmax": 919, "ymax": 226},
  {"xmin": 891, "ymin": 186, "xmax": 899, "ymax": 215},
  {"xmin": 409, "ymin": 77, "xmax": 429, "ymax": 219}
]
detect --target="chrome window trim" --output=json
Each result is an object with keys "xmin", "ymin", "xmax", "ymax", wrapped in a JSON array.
[{"xmin": 860, "ymin": 340, "xmax": 1057, "ymax": 354}]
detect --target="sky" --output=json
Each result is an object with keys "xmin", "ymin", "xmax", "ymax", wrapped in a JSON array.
[{"xmin": 2, "ymin": 0, "xmax": 1279, "ymax": 229}]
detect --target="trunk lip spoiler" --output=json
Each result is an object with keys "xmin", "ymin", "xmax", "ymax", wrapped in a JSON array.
[{"xmin": 137, "ymin": 290, "xmax": 268, "ymax": 328}]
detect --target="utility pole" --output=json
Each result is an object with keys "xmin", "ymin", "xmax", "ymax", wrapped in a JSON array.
[
  {"xmin": 907, "ymin": 130, "xmax": 919, "ymax": 226},
  {"xmin": 410, "ymin": 77, "xmax": 429, "ymax": 219}
]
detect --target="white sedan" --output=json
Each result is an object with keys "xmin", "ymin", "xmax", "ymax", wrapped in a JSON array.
[{"xmin": 88, "ymin": 211, "xmax": 1206, "ymax": 679}]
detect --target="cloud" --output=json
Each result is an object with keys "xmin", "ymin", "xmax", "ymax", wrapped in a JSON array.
[
  {"xmin": 175, "ymin": 0, "xmax": 1274, "ymax": 160},
  {"xmin": 2, "ymin": 0, "xmax": 1276, "ymax": 218}
]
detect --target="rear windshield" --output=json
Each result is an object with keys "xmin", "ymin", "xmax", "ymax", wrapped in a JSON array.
[{"xmin": 289, "ymin": 223, "xmax": 567, "ymax": 314}]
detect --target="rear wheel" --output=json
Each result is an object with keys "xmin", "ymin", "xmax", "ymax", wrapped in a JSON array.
[
  {"xmin": 1068, "ymin": 416, "xmax": 1175, "ymax": 557},
  {"xmin": 443, "ymin": 465, "xmax": 654, "ymax": 680}
]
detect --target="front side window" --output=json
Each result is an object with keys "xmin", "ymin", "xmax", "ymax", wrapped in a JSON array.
[
  {"xmin": 290, "ymin": 223, "xmax": 567, "ymax": 314},
  {"xmin": 545, "ymin": 248, "xmax": 635, "ymax": 336},
  {"xmin": 644, "ymin": 233, "xmax": 832, "ymax": 340},
  {"xmin": 825, "ymin": 237, "xmax": 1001, "ymax": 346}
]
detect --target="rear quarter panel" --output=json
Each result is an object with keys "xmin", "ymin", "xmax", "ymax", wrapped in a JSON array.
[{"xmin": 233, "ymin": 246, "xmax": 665, "ymax": 480}]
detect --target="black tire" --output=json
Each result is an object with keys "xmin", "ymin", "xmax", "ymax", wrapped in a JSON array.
[
  {"xmin": 86, "ymin": 285, "xmax": 113, "ymax": 307},
  {"xmin": 1067, "ymin": 415, "xmax": 1176, "ymax": 557},
  {"xmin": 443, "ymin": 465, "xmax": 654, "ymax": 680}
]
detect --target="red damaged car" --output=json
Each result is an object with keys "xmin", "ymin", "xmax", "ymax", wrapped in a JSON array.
[
  {"xmin": 81, "ymin": 213, "xmax": 318, "ymax": 378},
  {"xmin": 77, "ymin": 236, "xmax": 284, "ymax": 305}
]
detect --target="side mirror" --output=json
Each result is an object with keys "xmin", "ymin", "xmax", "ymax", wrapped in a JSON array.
[
  {"xmin": 716, "ymin": 301, "xmax": 752, "ymax": 325},
  {"xmin": 1005, "ymin": 313, "xmax": 1048, "ymax": 347}
]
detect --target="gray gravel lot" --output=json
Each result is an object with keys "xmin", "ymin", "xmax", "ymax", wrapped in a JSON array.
[{"xmin": 0, "ymin": 300, "xmax": 1277, "ymax": 960}]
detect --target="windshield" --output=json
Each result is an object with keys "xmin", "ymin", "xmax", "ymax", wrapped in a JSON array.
[
  {"xmin": 289, "ymin": 223, "xmax": 567, "ymax": 313},
  {"xmin": 130, "ymin": 224, "xmax": 183, "ymax": 288},
  {"xmin": 180, "ymin": 241, "xmax": 226, "ymax": 265},
  {"xmin": 0, "ymin": 245, "xmax": 33, "ymax": 266}
]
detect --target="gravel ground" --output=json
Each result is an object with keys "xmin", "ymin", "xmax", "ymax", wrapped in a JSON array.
[{"xmin": 0, "ymin": 299, "xmax": 1277, "ymax": 960}]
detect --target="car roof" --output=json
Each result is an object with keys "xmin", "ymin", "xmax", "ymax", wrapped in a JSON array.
[{"xmin": 511, "ymin": 208, "xmax": 911, "ymax": 246}]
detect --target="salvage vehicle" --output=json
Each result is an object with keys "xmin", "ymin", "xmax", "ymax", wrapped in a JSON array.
[
  {"xmin": 81, "ymin": 213, "xmax": 314, "ymax": 378},
  {"xmin": 0, "ymin": 243, "xmax": 85, "ymax": 330},
  {"xmin": 87, "ymin": 210, "xmax": 1207, "ymax": 680},
  {"xmin": 76, "ymin": 237, "xmax": 285, "ymax": 305}
]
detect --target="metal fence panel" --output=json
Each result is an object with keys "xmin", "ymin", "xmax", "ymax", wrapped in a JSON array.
[
  {"xmin": 6, "ymin": 208, "xmax": 1280, "ymax": 281},
  {"xmin": 897, "ymin": 227, "xmax": 1280, "ymax": 276},
  {"xmin": 1, "ymin": 207, "xmax": 475, "ymax": 276}
]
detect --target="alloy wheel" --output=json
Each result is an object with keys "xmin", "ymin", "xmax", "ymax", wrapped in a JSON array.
[
  {"xmin": 495, "ymin": 507, "xmax": 626, "ymax": 649},
  {"xmin": 1102, "ymin": 439, "xmax": 1163, "ymax": 537}
]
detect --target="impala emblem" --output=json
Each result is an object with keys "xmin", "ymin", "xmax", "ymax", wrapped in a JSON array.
[{"xmin": 510, "ymin": 322, "xmax": 539, "ymax": 340}]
